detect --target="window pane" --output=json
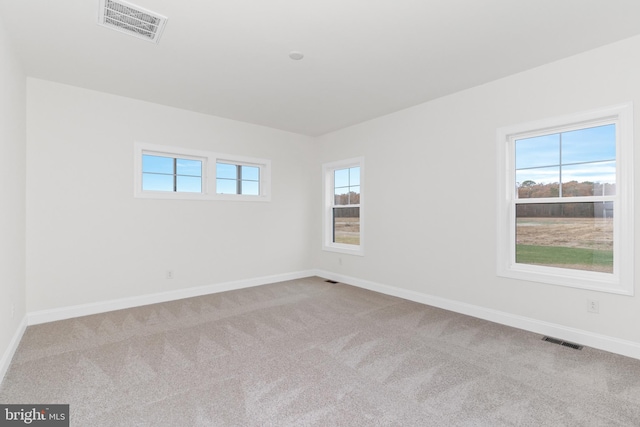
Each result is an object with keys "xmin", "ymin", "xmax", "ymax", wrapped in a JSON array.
[
  {"xmin": 216, "ymin": 163, "xmax": 237, "ymax": 179},
  {"xmin": 143, "ymin": 155, "xmax": 174, "ymax": 174},
  {"xmin": 241, "ymin": 180, "xmax": 259, "ymax": 195},
  {"xmin": 241, "ymin": 166, "xmax": 259, "ymax": 181},
  {"xmin": 561, "ymin": 161, "xmax": 616, "ymax": 197},
  {"xmin": 334, "ymin": 168, "xmax": 349, "ymax": 188},
  {"xmin": 176, "ymin": 176, "xmax": 202, "ymax": 193},
  {"xmin": 333, "ymin": 207, "xmax": 360, "ymax": 245},
  {"xmin": 516, "ymin": 202, "xmax": 613, "ymax": 273},
  {"xmin": 176, "ymin": 158, "xmax": 202, "ymax": 177},
  {"xmin": 335, "ymin": 187, "xmax": 350, "ymax": 205},
  {"xmin": 216, "ymin": 178, "xmax": 237, "ymax": 194},
  {"xmin": 142, "ymin": 173, "xmax": 173, "ymax": 192},
  {"xmin": 349, "ymin": 186, "xmax": 360, "ymax": 204},
  {"xmin": 516, "ymin": 167, "xmax": 559, "ymax": 198},
  {"xmin": 515, "ymin": 134, "xmax": 560, "ymax": 169},
  {"xmin": 349, "ymin": 167, "xmax": 361, "ymax": 186},
  {"xmin": 562, "ymin": 124, "xmax": 616, "ymax": 164},
  {"xmin": 516, "ymin": 166, "xmax": 560, "ymax": 186}
]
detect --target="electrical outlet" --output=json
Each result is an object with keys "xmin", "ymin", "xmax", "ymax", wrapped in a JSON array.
[
  {"xmin": 338, "ymin": 257, "xmax": 343, "ymax": 265},
  {"xmin": 587, "ymin": 299, "xmax": 599, "ymax": 314},
  {"xmin": 166, "ymin": 270, "xmax": 173, "ymax": 279}
]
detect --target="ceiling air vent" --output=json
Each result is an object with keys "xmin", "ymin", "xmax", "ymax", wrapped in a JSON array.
[{"xmin": 98, "ymin": 0, "xmax": 167, "ymax": 43}]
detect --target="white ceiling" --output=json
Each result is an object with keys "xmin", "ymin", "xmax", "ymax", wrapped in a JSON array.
[{"xmin": 2, "ymin": 0, "xmax": 640, "ymax": 136}]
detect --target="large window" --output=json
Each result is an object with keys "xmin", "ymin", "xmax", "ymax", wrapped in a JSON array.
[
  {"xmin": 134, "ymin": 142, "xmax": 271, "ymax": 201},
  {"xmin": 497, "ymin": 104, "xmax": 634, "ymax": 294},
  {"xmin": 323, "ymin": 157, "xmax": 364, "ymax": 255}
]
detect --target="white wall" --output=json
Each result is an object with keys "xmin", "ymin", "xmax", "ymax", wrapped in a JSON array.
[
  {"xmin": 313, "ymin": 35, "xmax": 640, "ymax": 345},
  {"xmin": 0, "ymin": 18, "xmax": 26, "ymax": 372},
  {"xmin": 26, "ymin": 79, "xmax": 315, "ymax": 312},
  {"xmin": 16, "ymin": 32, "xmax": 640, "ymax": 357}
]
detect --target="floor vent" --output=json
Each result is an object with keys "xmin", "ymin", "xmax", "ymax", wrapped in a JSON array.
[
  {"xmin": 542, "ymin": 336, "xmax": 584, "ymax": 350},
  {"xmin": 325, "ymin": 280, "xmax": 339, "ymax": 284},
  {"xmin": 98, "ymin": 0, "xmax": 167, "ymax": 43}
]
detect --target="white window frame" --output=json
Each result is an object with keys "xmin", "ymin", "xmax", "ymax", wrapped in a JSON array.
[
  {"xmin": 322, "ymin": 157, "xmax": 364, "ymax": 256},
  {"xmin": 134, "ymin": 142, "xmax": 271, "ymax": 201},
  {"xmin": 496, "ymin": 103, "xmax": 634, "ymax": 295}
]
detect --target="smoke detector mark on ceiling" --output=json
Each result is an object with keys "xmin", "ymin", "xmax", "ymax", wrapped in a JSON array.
[
  {"xmin": 289, "ymin": 51, "xmax": 304, "ymax": 60},
  {"xmin": 98, "ymin": 0, "xmax": 167, "ymax": 43}
]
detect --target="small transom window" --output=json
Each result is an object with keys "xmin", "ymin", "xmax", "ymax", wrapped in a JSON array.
[
  {"xmin": 216, "ymin": 162, "xmax": 260, "ymax": 195},
  {"xmin": 142, "ymin": 154, "xmax": 203, "ymax": 193},
  {"xmin": 134, "ymin": 142, "xmax": 271, "ymax": 201}
]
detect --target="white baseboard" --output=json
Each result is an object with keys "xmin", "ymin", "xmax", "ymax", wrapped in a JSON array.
[
  {"xmin": 27, "ymin": 270, "xmax": 315, "ymax": 325},
  {"xmin": 314, "ymin": 269, "xmax": 640, "ymax": 361},
  {"xmin": 20, "ymin": 268, "xmax": 640, "ymax": 362},
  {"xmin": 0, "ymin": 316, "xmax": 27, "ymax": 383}
]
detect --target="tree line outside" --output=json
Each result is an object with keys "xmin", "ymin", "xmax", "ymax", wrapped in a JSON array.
[
  {"xmin": 516, "ymin": 181, "xmax": 614, "ymax": 218},
  {"xmin": 518, "ymin": 179, "xmax": 615, "ymax": 198},
  {"xmin": 516, "ymin": 180, "xmax": 613, "ymax": 273}
]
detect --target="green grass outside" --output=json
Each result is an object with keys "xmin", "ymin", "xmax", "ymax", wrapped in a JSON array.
[
  {"xmin": 335, "ymin": 235, "xmax": 360, "ymax": 245},
  {"xmin": 516, "ymin": 244, "xmax": 613, "ymax": 268}
]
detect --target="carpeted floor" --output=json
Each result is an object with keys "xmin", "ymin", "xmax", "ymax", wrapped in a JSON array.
[{"xmin": 2, "ymin": 276, "xmax": 640, "ymax": 426}]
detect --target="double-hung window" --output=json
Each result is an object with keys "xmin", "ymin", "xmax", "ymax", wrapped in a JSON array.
[
  {"xmin": 323, "ymin": 157, "xmax": 364, "ymax": 255},
  {"xmin": 134, "ymin": 142, "xmax": 271, "ymax": 201},
  {"xmin": 497, "ymin": 103, "xmax": 634, "ymax": 294}
]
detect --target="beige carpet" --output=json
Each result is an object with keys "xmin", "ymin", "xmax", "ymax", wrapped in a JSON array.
[{"xmin": 2, "ymin": 276, "xmax": 640, "ymax": 426}]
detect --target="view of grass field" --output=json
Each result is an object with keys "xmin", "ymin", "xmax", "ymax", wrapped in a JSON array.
[
  {"xmin": 516, "ymin": 217, "xmax": 613, "ymax": 273},
  {"xmin": 334, "ymin": 217, "xmax": 360, "ymax": 245},
  {"xmin": 516, "ymin": 245, "xmax": 613, "ymax": 272}
]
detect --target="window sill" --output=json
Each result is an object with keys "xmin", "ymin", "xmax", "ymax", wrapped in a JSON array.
[
  {"xmin": 497, "ymin": 263, "xmax": 631, "ymax": 295},
  {"xmin": 322, "ymin": 243, "xmax": 364, "ymax": 256},
  {"xmin": 134, "ymin": 190, "xmax": 270, "ymax": 202}
]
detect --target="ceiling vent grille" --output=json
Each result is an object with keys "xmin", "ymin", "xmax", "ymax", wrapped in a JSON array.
[{"xmin": 98, "ymin": 0, "xmax": 167, "ymax": 43}]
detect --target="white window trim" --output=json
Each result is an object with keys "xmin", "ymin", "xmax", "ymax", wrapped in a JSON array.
[
  {"xmin": 322, "ymin": 157, "xmax": 364, "ymax": 256},
  {"xmin": 134, "ymin": 142, "xmax": 271, "ymax": 201},
  {"xmin": 496, "ymin": 103, "xmax": 634, "ymax": 295}
]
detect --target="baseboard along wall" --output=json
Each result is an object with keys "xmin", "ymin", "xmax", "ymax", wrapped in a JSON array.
[
  {"xmin": 0, "ymin": 316, "xmax": 27, "ymax": 385},
  {"xmin": 313, "ymin": 269, "xmax": 640, "ymax": 361},
  {"xmin": 3, "ymin": 268, "xmax": 640, "ymax": 385},
  {"xmin": 26, "ymin": 270, "xmax": 316, "ymax": 325}
]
